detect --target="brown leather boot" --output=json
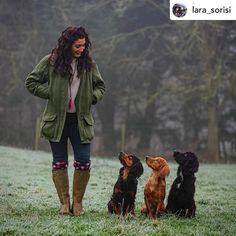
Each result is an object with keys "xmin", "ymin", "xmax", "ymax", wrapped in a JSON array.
[
  {"xmin": 52, "ymin": 169, "xmax": 70, "ymax": 215},
  {"xmin": 72, "ymin": 169, "xmax": 90, "ymax": 216}
]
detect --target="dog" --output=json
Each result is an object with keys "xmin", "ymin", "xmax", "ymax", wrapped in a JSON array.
[
  {"xmin": 166, "ymin": 151, "xmax": 199, "ymax": 218},
  {"xmin": 141, "ymin": 156, "xmax": 170, "ymax": 218},
  {"xmin": 108, "ymin": 152, "xmax": 143, "ymax": 216}
]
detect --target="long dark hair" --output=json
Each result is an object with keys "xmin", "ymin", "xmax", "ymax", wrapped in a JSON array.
[{"xmin": 50, "ymin": 26, "xmax": 93, "ymax": 77}]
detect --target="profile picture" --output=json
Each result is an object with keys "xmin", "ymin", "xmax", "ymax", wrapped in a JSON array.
[{"xmin": 172, "ymin": 3, "xmax": 187, "ymax": 17}]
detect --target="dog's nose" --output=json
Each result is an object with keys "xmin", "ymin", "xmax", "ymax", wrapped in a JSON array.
[{"xmin": 173, "ymin": 151, "xmax": 180, "ymax": 157}]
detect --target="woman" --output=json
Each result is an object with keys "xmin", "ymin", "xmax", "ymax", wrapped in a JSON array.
[{"xmin": 25, "ymin": 26, "xmax": 105, "ymax": 216}]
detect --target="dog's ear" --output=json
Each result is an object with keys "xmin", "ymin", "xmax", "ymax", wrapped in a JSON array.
[
  {"xmin": 119, "ymin": 167, "xmax": 124, "ymax": 177},
  {"xmin": 136, "ymin": 161, "xmax": 144, "ymax": 178},
  {"xmin": 190, "ymin": 158, "xmax": 199, "ymax": 173},
  {"xmin": 188, "ymin": 152, "xmax": 199, "ymax": 173},
  {"xmin": 130, "ymin": 161, "xmax": 144, "ymax": 178},
  {"xmin": 158, "ymin": 164, "xmax": 170, "ymax": 177}
]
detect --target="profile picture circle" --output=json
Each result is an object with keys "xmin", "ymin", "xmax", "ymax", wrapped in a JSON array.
[{"xmin": 172, "ymin": 3, "xmax": 187, "ymax": 17}]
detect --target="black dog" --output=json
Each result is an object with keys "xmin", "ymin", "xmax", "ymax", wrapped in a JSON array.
[
  {"xmin": 108, "ymin": 152, "xmax": 143, "ymax": 215},
  {"xmin": 166, "ymin": 151, "xmax": 199, "ymax": 218}
]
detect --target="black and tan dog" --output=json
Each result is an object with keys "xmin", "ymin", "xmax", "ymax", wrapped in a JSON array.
[
  {"xmin": 166, "ymin": 151, "xmax": 199, "ymax": 218},
  {"xmin": 108, "ymin": 152, "xmax": 143, "ymax": 215}
]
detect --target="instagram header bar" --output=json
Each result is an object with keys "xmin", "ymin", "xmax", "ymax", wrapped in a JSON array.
[{"xmin": 170, "ymin": 0, "xmax": 236, "ymax": 20}]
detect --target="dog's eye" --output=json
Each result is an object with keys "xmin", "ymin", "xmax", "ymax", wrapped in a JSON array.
[{"xmin": 128, "ymin": 156, "xmax": 132, "ymax": 160}]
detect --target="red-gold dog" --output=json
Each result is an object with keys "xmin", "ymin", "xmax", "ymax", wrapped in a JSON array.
[{"xmin": 141, "ymin": 156, "xmax": 170, "ymax": 218}]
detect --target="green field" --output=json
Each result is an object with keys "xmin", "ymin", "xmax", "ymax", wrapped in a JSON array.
[{"xmin": 0, "ymin": 146, "xmax": 236, "ymax": 236}]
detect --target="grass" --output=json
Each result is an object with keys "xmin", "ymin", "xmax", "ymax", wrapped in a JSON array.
[{"xmin": 0, "ymin": 146, "xmax": 236, "ymax": 236}]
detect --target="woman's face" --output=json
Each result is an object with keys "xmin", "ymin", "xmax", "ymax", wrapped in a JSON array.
[{"xmin": 71, "ymin": 38, "xmax": 86, "ymax": 58}]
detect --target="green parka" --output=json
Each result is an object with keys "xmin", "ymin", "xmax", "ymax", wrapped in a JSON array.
[{"xmin": 25, "ymin": 55, "xmax": 105, "ymax": 143}]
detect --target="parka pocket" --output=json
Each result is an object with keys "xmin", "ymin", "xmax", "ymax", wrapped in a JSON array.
[
  {"xmin": 84, "ymin": 115, "xmax": 94, "ymax": 126},
  {"xmin": 82, "ymin": 114, "xmax": 94, "ymax": 141},
  {"xmin": 41, "ymin": 114, "xmax": 57, "ymax": 139}
]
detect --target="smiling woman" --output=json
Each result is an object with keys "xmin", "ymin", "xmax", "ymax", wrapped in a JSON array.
[
  {"xmin": 71, "ymin": 38, "xmax": 86, "ymax": 58},
  {"xmin": 25, "ymin": 26, "xmax": 105, "ymax": 216}
]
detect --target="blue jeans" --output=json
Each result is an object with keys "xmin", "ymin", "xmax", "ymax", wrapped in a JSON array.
[{"xmin": 50, "ymin": 113, "xmax": 91, "ymax": 170}]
